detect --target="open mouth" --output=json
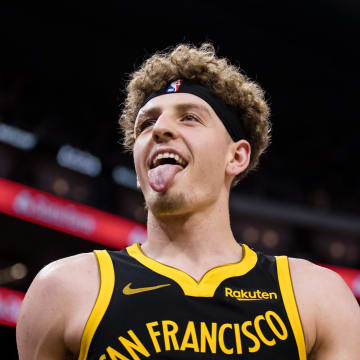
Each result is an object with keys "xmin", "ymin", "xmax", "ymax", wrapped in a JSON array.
[
  {"xmin": 150, "ymin": 152, "xmax": 188, "ymax": 169},
  {"xmin": 147, "ymin": 151, "xmax": 188, "ymax": 192}
]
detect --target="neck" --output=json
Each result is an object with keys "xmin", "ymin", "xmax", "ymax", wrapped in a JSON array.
[{"xmin": 141, "ymin": 194, "xmax": 243, "ymax": 280}]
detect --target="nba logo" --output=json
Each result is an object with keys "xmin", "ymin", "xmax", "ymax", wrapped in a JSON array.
[{"xmin": 166, "ymin": 79, "xmax": 183, "ymax": 93}]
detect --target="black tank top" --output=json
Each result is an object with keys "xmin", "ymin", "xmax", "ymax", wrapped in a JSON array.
[{"xmin": 78, "ymin": 244, "xmax": 307, "ymax": 360}]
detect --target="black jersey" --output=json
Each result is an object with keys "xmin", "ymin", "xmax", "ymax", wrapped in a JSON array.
[{"xmin": 78, "ymin": 244, "xmax": 306, "ymax": 360}]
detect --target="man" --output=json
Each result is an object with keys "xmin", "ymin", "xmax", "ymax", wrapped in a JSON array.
[{"xmin": 17, "ymin": 43, "xmax": 360, "ymax": 359}]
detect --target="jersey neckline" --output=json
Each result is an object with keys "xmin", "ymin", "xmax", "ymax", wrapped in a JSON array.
[{"xmin": 126, "ymin": 243, "xmax": 258, "ymax": 297}]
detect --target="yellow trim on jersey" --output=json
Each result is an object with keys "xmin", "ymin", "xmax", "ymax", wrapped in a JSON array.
[
  {"xmin": 78, "ymin": 250, "xmax": 115, "ymax": 360},
  {"xmin": 127, "ymin": 243, "xmax": 257, "ymax": 297},
  {"xmin": 276, "ymin": 256, "xmax": 307, "ymax": 360}
]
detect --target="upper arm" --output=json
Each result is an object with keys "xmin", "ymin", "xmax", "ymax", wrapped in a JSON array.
[
  {"xmin": 16, "ymin": 253, "xmax": 99, "ymax": 360},
  {"xmin": 310, "ymin": 267, "xmax": 360, "ymax": 360},
  {"xmin": 16, "ymin": 260, "xmax": 71, "ymax": 360},
  {"xmin": 289, "ymin": 258, "xmax": 360, "ymax": 360}
]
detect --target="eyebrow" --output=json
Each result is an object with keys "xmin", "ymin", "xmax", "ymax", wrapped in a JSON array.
[
  {"xmin": 137, "ymin": 102, "xmax": 213, "ymax": 122},
  {"xmin": 173, "ymin": 103, "xmax": 212, "ymax": 117}
]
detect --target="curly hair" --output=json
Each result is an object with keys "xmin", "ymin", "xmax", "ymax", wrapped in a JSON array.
[{"xmin": 119, "ymin": 43, "xmax": 271, "ymax": 184}]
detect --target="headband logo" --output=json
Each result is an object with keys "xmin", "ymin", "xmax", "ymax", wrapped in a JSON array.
[{"xmin": 166, "ymin": 79, "xmax": 183, "ymax": 93}]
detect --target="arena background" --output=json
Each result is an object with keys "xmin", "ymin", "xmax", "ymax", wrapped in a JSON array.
[{"xmin": 1, "ymin": 1, "xmax": 360, "ymax": 357}]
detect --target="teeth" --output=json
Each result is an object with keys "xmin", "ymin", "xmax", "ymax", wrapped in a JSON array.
[{"xmin": 152, "ymin": 152, "xmax": 187, "ymax": 168}]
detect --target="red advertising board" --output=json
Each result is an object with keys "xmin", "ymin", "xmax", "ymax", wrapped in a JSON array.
[
  {"xmin": 0, "ymin": 177, "xmax": 147, "ymax": 248},
  {"xmin": 0, "ymin": 287, "xmax": 25, "ymax": 327}
]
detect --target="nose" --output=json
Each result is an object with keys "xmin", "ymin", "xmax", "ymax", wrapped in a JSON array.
[{"xmin": 152, "ymin": 114, "xmax": 178, "ymax": 143}]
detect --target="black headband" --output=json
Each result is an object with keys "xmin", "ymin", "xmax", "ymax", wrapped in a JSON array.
[{"xmin": 141, "ymin": 79, "xmax": 246, "ymax": 141}]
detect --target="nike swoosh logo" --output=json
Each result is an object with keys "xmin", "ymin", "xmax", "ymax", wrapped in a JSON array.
[{"xmin": 122, "ymin": 282, "xmax": 171, "ymax": 295}]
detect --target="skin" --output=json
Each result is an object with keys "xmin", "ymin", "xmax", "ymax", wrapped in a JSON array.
[{"xmin": 17, "ymin": 93, "xmax": 360, "ymax": 359}]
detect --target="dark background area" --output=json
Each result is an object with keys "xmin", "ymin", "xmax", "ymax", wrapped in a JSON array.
[{"xmin": 0, "ymin": 1, "xmax": 360, "ymax": 357}]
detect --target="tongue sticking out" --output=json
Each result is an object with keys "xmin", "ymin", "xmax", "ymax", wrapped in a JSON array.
[{"xmin": 148, "ymin": 164, "xmax": 184, "ymax": 192}]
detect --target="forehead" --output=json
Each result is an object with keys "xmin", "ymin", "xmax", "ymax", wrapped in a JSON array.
[{"xmin": 136, "ymin": 93, "xmax": 216, "ymax": 119}]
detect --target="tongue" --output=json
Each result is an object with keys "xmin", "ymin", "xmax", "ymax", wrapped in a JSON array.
[{"xmin": 148, "ymin": 164, "xmax": 183, "ymax": 192}]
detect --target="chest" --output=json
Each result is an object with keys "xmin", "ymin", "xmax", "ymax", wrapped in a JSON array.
[
  {"xmin": 80, "ymin": 248, "xmax": 305, "ymax": 360},
  {"xmin": 105, "ymin": 276, "xmax": 292, "ymax": 355}
]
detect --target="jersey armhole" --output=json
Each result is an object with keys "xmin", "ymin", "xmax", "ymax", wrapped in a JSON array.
[
  {"xmin": 78, "ymin": 250, "xmax": 115, "ymax": 360},
  {"xmin": 276, "ymin": 256, "xmax": 307, "ymax": 360}
]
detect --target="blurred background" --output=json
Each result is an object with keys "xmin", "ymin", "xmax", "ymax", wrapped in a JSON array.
[{"xmin": 1, "ymin": 1, "xmax": 360, "ymax": 357}]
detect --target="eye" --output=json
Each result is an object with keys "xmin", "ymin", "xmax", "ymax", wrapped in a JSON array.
[
  {"xmin": 182, "ymin": 114, "xmax": 199, "ymax": 122},
  {"xmin": 138, "ymin": 119, "xmax": 156, "ymax": 133}
]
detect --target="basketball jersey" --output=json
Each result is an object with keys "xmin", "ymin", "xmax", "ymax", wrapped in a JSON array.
[{"xmin": 78, "ymin": 244, "xmax": 307, "ymax": 360}]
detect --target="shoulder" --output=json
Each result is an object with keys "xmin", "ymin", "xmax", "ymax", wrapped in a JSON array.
[
  {"xmin": 288, "ymin": 257, "xmax": 360, "ymax": 358},
  {"xmin": 25, "ymin": 252, "xmax": 100, "ymax": 312},
  {"xmin": 35, "ymin": 252, "xmax": 99, "ymax": 292},
  {"xmin": 288, "ymin": 257, "xmax": 357, "ymax": 307},
  {"xmin": 288, "ymin": 257, "xmax": 349, "ymax": 296},
  {"xmin": 16, "ymin": 252, "xmax": 100, "ymax": 359}
]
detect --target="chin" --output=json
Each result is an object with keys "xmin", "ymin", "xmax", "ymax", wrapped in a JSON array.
[{"xmin": 146, "ymin": 189, "xmax": 188, "ymax": 218}]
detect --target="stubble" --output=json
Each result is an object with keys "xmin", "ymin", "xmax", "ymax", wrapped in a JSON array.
[{"xmin": 145, "ymin": 190, "xmax": 187, "ymax": 217}]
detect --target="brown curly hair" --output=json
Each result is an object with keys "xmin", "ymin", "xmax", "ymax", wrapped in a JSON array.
[{"xmin": 119, "ymin": 43, "xmax": 271, "ymax": 184}]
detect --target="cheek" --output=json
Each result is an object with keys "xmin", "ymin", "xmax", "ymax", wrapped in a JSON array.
[
  {"xmin": 194, "ymin": 142, "xmax": 228, "ymax": 182},
  {"xmin": 133, "ymin": 144, "xmax": 144, "ymax": 178}
]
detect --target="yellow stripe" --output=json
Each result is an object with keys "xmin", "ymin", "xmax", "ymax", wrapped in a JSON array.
[
  {"xmin": 78, "ymin": 250, "xmax": 115, "ymax": 360},
  {"xmin": 127, "ymin": 243, "xmax": 257, "ymax": 297},
  {"xmin": 276, "ymin": 256, "xmax": 307, "ymax": 360}
]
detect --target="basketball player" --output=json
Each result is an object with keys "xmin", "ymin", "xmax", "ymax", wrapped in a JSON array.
[{"xmin": 17, "ymin": 43, "xmax": 360, "ymax": 359}]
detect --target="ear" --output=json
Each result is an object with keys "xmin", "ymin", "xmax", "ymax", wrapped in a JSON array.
[{"xmin": 225, "ymin": 139, "xmax": 251, "ymax": 178}]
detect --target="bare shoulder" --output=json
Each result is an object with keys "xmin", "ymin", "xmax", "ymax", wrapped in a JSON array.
[
  {"xmin": 33, "ymin": 252, "xmax": 99, "ymax": 295},
  {"xmin": 23, "ymin": 252, "xmax": 99, "ymax": 318},
  {"xmin": 288, "ymin": 257, "xmax": 352, "ymax": 302},
  {"xmin": 17, "ymin": 252, "xmax": 100, "ymax": 360},
  {"xmin": 288, "ymin": 257, "xmax": 358, "ymax": 311},
  {"xmin": 288, "ymin": 257, "xmax": 360, "ymax": 359}
]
